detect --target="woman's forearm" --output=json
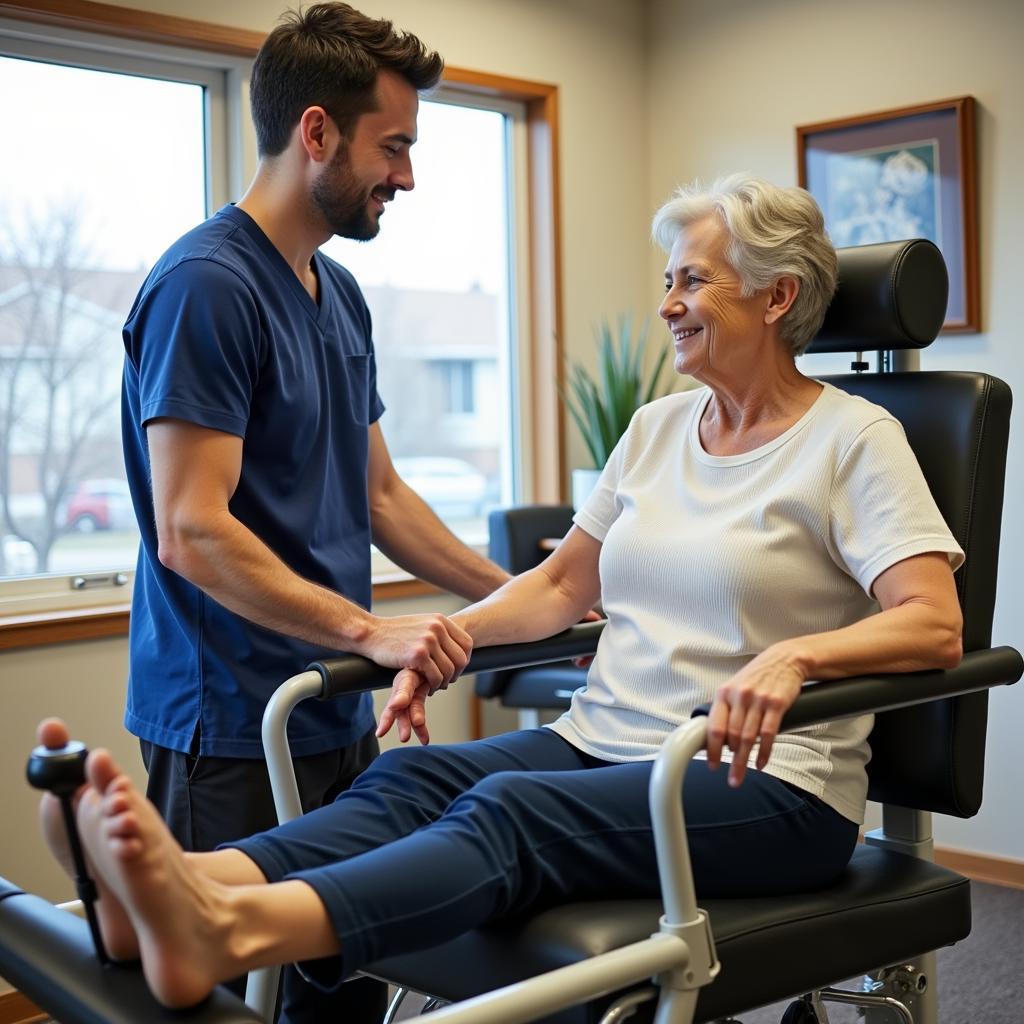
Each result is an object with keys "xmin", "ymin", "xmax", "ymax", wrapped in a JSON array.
[
  {"xmin": 773, "ymin": 552, "xmax": 963, "ymax": 684},
  {"xmin": 452, "ymin": 566, "xmax": 589, "ymax": 647},
  {"xmin": 706, "ymin": 554, "xmax": 963, "ymax": 784},
  {"xmin": 781, "ymin": 597, "xmax": 963, "ymax": 684},
  {"xmin": 452, "ymin": 527, "xmax": 603, "ymax": 648}
]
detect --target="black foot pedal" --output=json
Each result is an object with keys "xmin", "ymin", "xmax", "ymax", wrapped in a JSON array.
[{"xmin": 27, "ymin": 741, "xmax": 111, "ymax": 965}]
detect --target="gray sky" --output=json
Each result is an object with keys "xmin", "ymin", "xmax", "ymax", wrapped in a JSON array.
[{"xmin": 0, "ymin": 54, "xmax": 509, "ymax": 295}]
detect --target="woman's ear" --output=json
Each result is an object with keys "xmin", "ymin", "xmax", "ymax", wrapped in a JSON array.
[{"xmin": 764, "ymin": 275, "xmax": 800, "ymax": 324}]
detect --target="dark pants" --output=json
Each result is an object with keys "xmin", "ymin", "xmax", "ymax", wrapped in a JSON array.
[
  {"xmin": 233, "ymin": 728, "xmax": 859, "ymax": 988},
  {"xmin": 141, "ymin": 729, "xmax": 387, "ymax": 1024}
]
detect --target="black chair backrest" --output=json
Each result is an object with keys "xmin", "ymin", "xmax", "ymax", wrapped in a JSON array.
[
  {"xmin": 809, "ymin": 240, "xmax": 1012, "ymax": 816},
  {"xmin": 826, "ymin": 371, "xmax": 1010, "ymax": 815},
  {"xmin": 475, "ymin": 504, "xmax": 576, "ymax": 699},
  {"xmin": 488, "ymin": 504, "xmax": 575, "ymax": 574}
]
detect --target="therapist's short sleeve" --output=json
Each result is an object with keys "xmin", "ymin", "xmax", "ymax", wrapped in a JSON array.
[
  {"xmin": 828, "ymin": 417, "xmax": 965, "ymax": 596},
  {"xmin": 125, "ymin": 259, "xmax": 262, "ymax": 438}
]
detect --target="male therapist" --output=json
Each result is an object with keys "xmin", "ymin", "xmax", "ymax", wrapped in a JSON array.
[{"xmin": 120, "ymin": 5, "xmax": 510, "ymax": 1021}]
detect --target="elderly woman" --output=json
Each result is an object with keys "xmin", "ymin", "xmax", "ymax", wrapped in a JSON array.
[{"xmin": 39, "ymin": 174, "xmax": 964, "ymax": 1009}]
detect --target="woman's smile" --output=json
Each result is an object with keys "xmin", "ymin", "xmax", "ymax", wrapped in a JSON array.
[{"xmin": 672, "ymin": 326, "xmax": 703, "ymax": 347}]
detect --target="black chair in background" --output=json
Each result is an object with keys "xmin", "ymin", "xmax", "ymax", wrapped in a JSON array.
[{"xmin": 475, "ymin": 504, "xmax": 587, "ymax": 728}]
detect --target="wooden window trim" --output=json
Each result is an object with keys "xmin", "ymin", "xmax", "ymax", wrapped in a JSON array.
[
  {"xmin": 0, "ymin": 0, "xmax": 563, "ymax": 650},
  {"xmin": 0, "ymin": 578, "xmax": 444, "ymax": 651},
  {"xmin": 0, "ymin": 0, "xmax": 267, "ymax": 56}
]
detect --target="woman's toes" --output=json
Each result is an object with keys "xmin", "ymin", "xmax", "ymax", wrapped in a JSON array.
[
  {"xmin": 103, "ymin": 790, "xmax": 132, "ymax": 817},
  {"xmin": 85, "ymin": 749, "xmax": 122, "ymax": 793},
  {"xmin": 105, "ymin": 810, "xmax": 135, "ymax": 836},
  {"xmin": 37, "ymin": 718, "xmax": 70, "ymax": 749},
  {"xmin": 110, "ymin": 836, "xmax": 145, "ymax": 861}
]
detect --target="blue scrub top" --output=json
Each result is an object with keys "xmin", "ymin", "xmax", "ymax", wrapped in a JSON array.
[{"xmin": 121, "ymin": 205, "xmax": 385, "ymax": 758}]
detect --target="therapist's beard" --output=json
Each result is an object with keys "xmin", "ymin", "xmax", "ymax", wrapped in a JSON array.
[{"xmin": 312, "ymin": 147, "xmax": 386, "ymax": 242}]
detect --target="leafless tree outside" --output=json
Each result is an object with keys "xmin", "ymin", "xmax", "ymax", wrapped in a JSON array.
[{"xmin": 0, "ymin": 204, "xmax": 124, "ymax": 574}]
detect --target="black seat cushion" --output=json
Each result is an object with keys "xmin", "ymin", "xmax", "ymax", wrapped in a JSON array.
[
  {"xmin": 368, "ymin": 845, "xmax": 970, "ymax": 1024},
  {"xmin": 0, "ymin": 886, "xmax": 261, "ymax": 1024}
]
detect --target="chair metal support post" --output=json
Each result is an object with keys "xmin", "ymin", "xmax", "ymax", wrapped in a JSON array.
[
  {"xmin": 261, "ymin": 670, "xmax": 324, "ymax": 824},
  {"xmin": 243, "ymin": 670, "xmax": 324, "ymax": 1018},
  {"xmin": 648, "ymin": 717, "xmax": 721, "ymax": 1024},
  {"xmin": 859, "ymin": 806, "xmax": 938, "ymax": 1024}
]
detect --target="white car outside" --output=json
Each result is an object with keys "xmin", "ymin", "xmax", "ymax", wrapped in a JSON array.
[{"xmin": 392, "ymin": 457, "xmax": 488, "ymax": 518}]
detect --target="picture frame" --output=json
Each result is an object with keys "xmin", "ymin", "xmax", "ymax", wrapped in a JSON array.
[{"xmin": 797, "ymin": 97, "xmax": 978, "ymax": 333}]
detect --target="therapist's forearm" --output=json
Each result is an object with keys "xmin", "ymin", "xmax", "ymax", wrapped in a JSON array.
[
  {"xmin": 157, "ymin": 507, "xmax": 375, "ymax": 650},
  {"xmin": 371, "ymin": 481, "xmax": 510, "ymax": 601}
]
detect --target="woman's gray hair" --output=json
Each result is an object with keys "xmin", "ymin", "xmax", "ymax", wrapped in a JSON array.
[{"xmin": 651, "ymin": 173, "xmax": 838, "ymax": 355}]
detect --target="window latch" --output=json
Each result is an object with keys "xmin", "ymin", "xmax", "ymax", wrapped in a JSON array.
[{"xmin": 71, "ymin": 572, "xmax": 129, "ymax": 591}]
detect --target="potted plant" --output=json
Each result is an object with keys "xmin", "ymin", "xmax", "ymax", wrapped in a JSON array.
[{"xmin": 564, "ymin": 315, "xmax": 672, "ymax": 508}]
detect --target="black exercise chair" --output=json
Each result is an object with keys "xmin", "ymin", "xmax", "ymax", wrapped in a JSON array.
[
  {"xmin": 362, "ymin": 238, "xmax": 1022, "ymax": 1023},
  {"xmin": 0, "ymin": 239, "xmax": 1020, "ymax": 1024}
]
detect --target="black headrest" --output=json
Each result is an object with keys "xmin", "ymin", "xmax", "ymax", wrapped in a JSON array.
[{"xmin": 806, "ymin": 238, "xmax": 949, "ymax": 354}]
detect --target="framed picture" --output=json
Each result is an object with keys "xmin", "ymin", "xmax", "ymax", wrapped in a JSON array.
[{"xmin": 797, "ymin": 97, "xmax": 978, "ymax": 332}]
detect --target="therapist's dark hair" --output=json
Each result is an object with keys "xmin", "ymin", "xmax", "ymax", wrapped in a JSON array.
[{"xmin": 250, "ymin": 2, "xmax": 443, "ymax": 157}]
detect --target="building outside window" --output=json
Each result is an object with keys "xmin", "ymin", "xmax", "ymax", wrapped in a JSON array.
[{"xmin": 438, "ymin": 359, "xmax": 477, "ymax": 415}]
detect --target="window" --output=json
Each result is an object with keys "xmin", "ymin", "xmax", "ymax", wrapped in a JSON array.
[
  {"xmin": 0, "ymin": 17, "xmax": 245, "ymax": 616},
  {"xmin": 324, "ymin": 91, "xmax": 529, "ymax": 553},
  {"xmin": 0, "ymin": 5, "xmax": 561, "ymax": 638},
  {"xmin": 438, "ymin": 360, "xmax": 476, "ymax": 415}
]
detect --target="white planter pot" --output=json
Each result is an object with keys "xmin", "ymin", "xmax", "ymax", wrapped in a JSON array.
[{"xmin": 571, "ymin": 468, "xmax": 602, "ymax": 511}]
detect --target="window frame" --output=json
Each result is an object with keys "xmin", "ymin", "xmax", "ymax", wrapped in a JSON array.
[{"xmin": 0, "ymin": 0, "xmax": 564, "ymax": 650}]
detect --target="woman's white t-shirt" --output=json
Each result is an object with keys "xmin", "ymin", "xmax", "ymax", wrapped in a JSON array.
[{"xmin": 548, "ymin": 382, "xmax": 964, "ymax": 824}]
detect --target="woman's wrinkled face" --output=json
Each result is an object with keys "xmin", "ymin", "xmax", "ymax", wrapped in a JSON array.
[{"xmin": 659, "ymin": 215, "xmax": 771, "ymax": 382}]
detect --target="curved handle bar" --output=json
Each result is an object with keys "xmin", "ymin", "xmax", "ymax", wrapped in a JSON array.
[{"xmin": 309, "ymin": 620, "xmax": 606, "ymax": 700}]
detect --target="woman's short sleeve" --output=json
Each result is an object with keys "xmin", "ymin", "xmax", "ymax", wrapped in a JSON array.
[
  {"xmin": 571, "ymin": 431, "xmax": 630, "ymax": 543},
  {"xmin": 829, "ymin": 417, "xmax": 965, "ymax": 596}
]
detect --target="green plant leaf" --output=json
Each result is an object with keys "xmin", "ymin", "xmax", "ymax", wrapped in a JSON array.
[{"xmin": 563, "ymin": 314, "xmax": 671, "ymax": 468}]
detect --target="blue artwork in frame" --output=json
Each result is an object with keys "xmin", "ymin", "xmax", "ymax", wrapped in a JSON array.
[{"xmin": 798, "ymin": 98, "xmax": 978, "ymax": 332}]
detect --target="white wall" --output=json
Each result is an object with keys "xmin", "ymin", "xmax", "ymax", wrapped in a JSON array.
[{"xmin": 647, "ymin": 0, "xmax": 1024, "ymax": 858}]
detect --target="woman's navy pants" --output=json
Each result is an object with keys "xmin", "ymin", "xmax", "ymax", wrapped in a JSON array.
[{"xmin": 231, "ymin": 728, "xmax": 858, "ymax": 985}]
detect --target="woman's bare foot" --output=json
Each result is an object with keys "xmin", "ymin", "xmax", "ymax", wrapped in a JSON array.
[
  {"xmin": 36, "ymin": 719, "xmax": 139, "ymax": 961},
  {"xmin": 74, "ymin": 741, "xmax": 242, "ymax": 1007}
]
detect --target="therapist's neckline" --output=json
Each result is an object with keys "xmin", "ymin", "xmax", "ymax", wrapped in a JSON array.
[{"xmin": 220, "ymin": 205, "xmax": 330, "ymax": 328}]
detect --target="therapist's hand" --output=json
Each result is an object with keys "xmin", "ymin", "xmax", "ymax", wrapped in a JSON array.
[
  {"xmin": 377, "ymin": 668, "xmax": 433, "ymax": 744},
  {"xmin": 705, "ymin": 644, "xmax": 805, "ymax": 787},
  {"xmin": 358, "ymin": 613, "xmax": 473, "ymax": 692}
]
